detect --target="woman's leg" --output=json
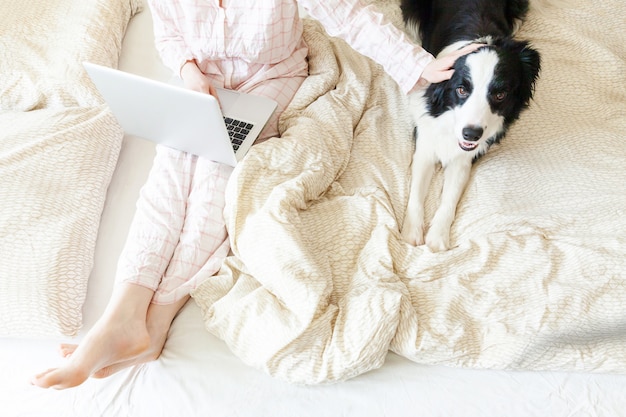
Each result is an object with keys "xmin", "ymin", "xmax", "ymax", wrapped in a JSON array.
[
  {"xmin": 85, "ymin": 158, "xmax": 233, "ymax": 378},
  {"xmin": 114, "ymin": 147, "xmax": 196, "ymax": 294},
  {"xmin": 150, "ymin": 158, "xmax": 233, "ymax": 304},
  {"xmin": 31, "ymin": 148, "xmax": 196, "ymax": 389}
]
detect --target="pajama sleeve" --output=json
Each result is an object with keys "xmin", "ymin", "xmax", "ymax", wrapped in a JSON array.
[
  {"xmin": 298, "ymin": 0, "xmax": 434, "ymax": 94},
  {"xmin": 146, "ymin": 0, "xmax": 194, "ymax": 76}
]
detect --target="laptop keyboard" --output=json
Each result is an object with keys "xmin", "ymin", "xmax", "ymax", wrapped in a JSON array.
[{"xmin": 224, "ymin": 117, "xmax": 254, "ymax": 151}]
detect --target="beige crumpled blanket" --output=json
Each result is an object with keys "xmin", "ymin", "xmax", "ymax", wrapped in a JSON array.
[{"xmin": 192, "ymin": 0, "xmax": 626, "ymax": 384}]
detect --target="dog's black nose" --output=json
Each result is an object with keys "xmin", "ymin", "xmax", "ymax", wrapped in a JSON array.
[{"xmin": 462, "ymin": 126, "xmax": 484, "ymax": 141}]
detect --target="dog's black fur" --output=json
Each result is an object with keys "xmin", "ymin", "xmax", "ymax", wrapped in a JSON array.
[{"xmin": 401, "ymin": 0, "xmax": 532, "ymax": 56}]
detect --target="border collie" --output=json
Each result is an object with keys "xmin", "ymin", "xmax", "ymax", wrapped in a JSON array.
[{"xmin": 399, "ymin": 0, "xmax": 541, "ymax": 251}]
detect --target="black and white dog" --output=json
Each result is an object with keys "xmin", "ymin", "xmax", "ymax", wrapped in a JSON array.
[{"xmin": 400, "ymin": 0, "xmax": 541, "ymax": 251}]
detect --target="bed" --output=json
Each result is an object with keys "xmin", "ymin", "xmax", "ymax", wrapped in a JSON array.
[{"xmin": 1, "ymin": 0, "xmax": 625, "ymax": 415}]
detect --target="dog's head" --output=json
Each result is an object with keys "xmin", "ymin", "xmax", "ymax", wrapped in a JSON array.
[{"xmin": 426, "ymin": 38, "xmax": 541, "ymax": 154}]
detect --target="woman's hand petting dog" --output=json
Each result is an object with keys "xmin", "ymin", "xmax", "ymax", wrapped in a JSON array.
[{"xmin": 410, "ymin": 43, "xmax": 484, "ymax": 92}]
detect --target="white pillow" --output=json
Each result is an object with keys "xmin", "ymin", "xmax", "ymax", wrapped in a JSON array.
[
  {"xmin": 0, "ymin": 0, "xmax": 141, "ymax": 337},
  {"xmin": 0, "ymin": 0, "xmax": 142, "ymax": 111}
]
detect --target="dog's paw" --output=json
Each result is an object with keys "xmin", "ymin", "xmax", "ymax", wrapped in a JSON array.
[
  {"xmin": 401, "ymin": 219, "xmax": 425, "ymax": 247},
  {"xmin": 425, "ymin": 228, "xmax": 450, "ymax": 252}
]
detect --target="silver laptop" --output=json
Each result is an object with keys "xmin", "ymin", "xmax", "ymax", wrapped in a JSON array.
[{"xmin": 83, "ymin": 62, "xmax": 277, "ymax": 167}]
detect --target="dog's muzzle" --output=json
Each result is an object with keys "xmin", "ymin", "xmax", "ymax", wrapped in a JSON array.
[{"xmin": 459, "ymin": 126, "xmax": 483, "ymax": 151}]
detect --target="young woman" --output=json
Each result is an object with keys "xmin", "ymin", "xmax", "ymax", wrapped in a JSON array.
[{"xmin": 31, "ymin": 0, "xmax": 479, "ymax": 389}]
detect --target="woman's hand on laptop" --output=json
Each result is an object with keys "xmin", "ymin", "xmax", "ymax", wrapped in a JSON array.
[{"xmin": 181, "ymin": 59, "xmax": 221, "ymax": 107}]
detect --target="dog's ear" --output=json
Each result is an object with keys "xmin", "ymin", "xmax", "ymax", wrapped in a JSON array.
[
  {"xmin": 517, "ymin": 41, "xmax": 541, "ymax": 103},
  {"xmin": 426, "ymin": 81, "xmax": 449, "ymax": 117}
]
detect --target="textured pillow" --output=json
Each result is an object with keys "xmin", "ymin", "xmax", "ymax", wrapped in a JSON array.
[
  {"xmin": 0, "ymin": 107, "xmax": 123, "ymax": 337},
  {"xmin": 0, "ymin": 0, "xmax": 142, "ymax": 111},
  {"xmin": 0, "ymin": 0, "xmax": 141, "ymax": 337}
]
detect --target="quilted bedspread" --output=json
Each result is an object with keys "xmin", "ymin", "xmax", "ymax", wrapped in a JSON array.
[{"xmin": 192, "ymin": 0, "xmax": 626, "ymax": 383}]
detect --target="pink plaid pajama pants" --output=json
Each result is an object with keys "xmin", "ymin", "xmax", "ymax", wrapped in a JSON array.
[{"xmin": 115, "ymin": 148, "xmax": 233, "ymax": 305}]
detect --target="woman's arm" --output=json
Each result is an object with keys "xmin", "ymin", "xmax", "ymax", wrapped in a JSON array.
[
  {"xmin": 147, "ymin": 0, "xmax": 194, "ymax": 77},
  {"xmin": 298, "ymin": 0, "xmax": 431, "ymax": 93},
  {"xmin": 298, "ymin": 0, "xmax": 480, "ymax": 93}
]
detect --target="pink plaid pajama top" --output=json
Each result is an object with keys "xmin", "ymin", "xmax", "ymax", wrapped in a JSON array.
[
  {"xmin": 148, "ymin": 0, "xmax": 434, "ymax": 95},
  {"xmin": 119, "ymin": 0, "xmax": 435, "ymax": 304}
]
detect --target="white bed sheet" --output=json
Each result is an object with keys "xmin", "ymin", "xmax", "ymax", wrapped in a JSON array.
[{"xmin": 2, "ymin": 3, "xmax": 626, "ymax": 416}]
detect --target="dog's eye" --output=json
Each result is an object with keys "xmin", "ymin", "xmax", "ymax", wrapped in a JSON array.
[
  {"xmin": 456, "ymin": 86, "xmax": 468, "ymax": 98},
  {"xmin": 493, "ymin": 91, "xmax": 507, "ymax": 102}
]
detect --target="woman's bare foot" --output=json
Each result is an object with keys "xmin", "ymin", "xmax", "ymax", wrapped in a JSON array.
[
  {"xmin": 52, "ymin": 302, "xmax": 177, "ymax": 379},
  {"xmin": 30, "ymin": 290, "xmax": 189, "ymax": 389},
  {"xmin": 30, "ymin": 315, "xmax": 151, "ymax": 389},
  {"xmin": 54, "ymin": 334, "xmax": 164, "ymax": 379},
  {"xmin": 30, "ymin": 284, "xmax": 154, "ymax": 390},
  {"xmin": 90, "ymin": 307, "xmax": 173, "ymax": 379}
]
